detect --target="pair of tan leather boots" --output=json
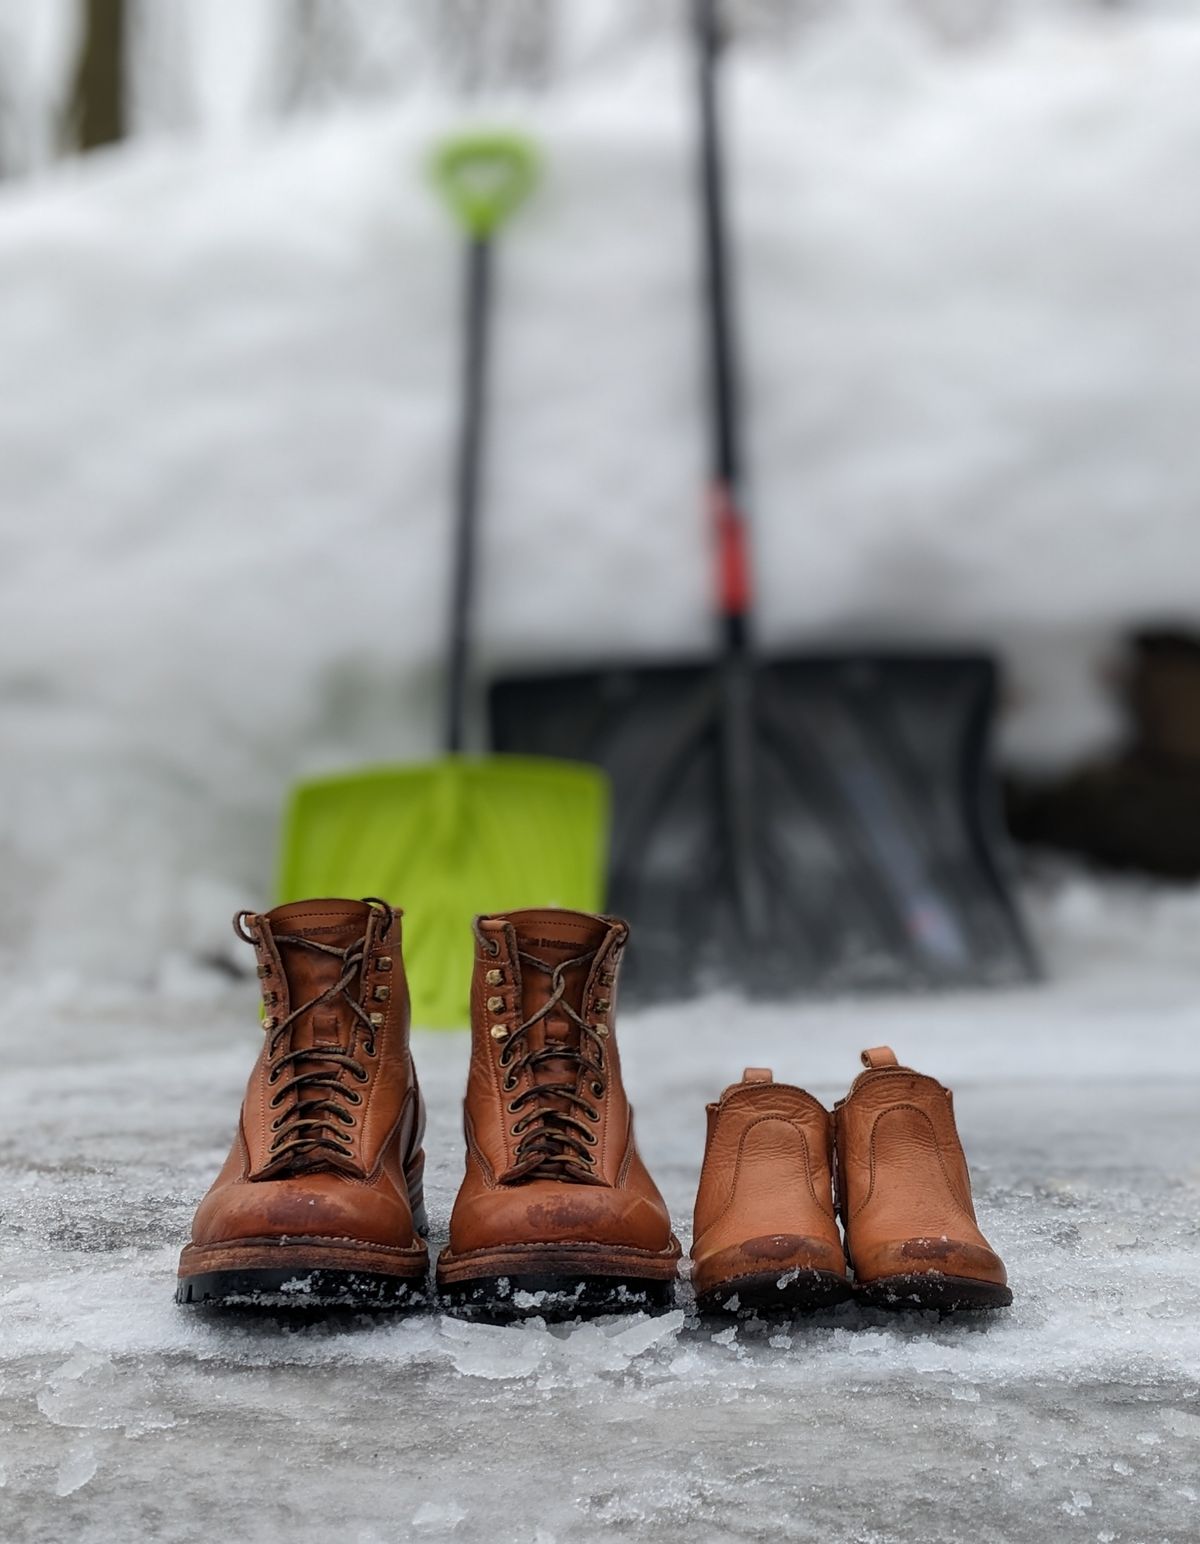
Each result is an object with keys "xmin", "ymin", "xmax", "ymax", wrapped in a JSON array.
[
  {"xmin": 692, "ymin": 1055, "xmax": 1010, "ymax": 1313},
  {"xmin": 176, "ymin": 899, "xmax": 1009, "ymax": 1317}
]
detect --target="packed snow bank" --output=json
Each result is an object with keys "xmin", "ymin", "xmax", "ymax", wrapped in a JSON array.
[{"xmin": 2, "ymin": 8, "xmax": 1200, "ymax": 980}]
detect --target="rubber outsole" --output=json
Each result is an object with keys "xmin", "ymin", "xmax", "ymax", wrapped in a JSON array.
[
  {"xmin": 856, "ymin": 1272, "xmax": 1013, "ymax": 1312},
  {"xmin": 437, "ymin": 1271, "xmax": 676, "ymax": 1321},
  {"xmin": 695, "ymin": 1267, "xmax": 852, "ymax": 1317},
  {"xmin": 175, "ymin": 1267, "xmax": 428, "ymax": 1311}
]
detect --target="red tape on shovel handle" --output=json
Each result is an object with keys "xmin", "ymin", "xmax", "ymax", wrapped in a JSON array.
[{"xmin": 711, "ymin": 479, "xmax": 751, "ymax": 619}]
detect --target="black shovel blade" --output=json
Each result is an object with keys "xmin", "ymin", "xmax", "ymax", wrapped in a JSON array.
[{"xmin": 490, "ymin": 652, "xmax": 1036, "ymax": 1004}]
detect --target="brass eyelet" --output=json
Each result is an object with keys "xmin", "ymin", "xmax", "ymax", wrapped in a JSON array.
[
  {"xmin": 591, "ymin": 1080, "xmax": 604, "ymax": 1098},
  {"xmin": 502, "ymin": 1075, "xmax": 518, "ymax": 1093},
  {"xmin": 581, "ymin": 1129, "xmax": 597, "ymax": 1146},
  {"xmin": 345, "ymin": 1088, "xmax": 363, "ymax": 1105},
  {"xmin": 487, "ymin": 938, "xmax": 501, "ymax": 958},
  {"xmin": 354, "ymin": 1067, "xmax": 369, "ymax": 1084}
]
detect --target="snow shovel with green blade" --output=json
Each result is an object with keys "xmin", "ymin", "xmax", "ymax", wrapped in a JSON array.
[{"xmin": 277, "ymin": 133, "xmax": 609, "ymax": 1028}]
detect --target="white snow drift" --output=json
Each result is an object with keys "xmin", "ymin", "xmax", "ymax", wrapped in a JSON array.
[{"xmin": 0, "ymin": 10, "xmax": 1198, "ymax": 976}]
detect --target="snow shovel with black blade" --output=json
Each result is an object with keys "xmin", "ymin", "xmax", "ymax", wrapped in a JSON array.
[
  {"xmin": 488, "ymin": 0, "xmax": 1035, "ymax": 1004},
  {"xmin": 278, "ymin": 134, "xmax": 609, "ymax": 1028}
]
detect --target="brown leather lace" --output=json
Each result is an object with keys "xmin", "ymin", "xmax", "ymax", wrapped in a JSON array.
[
  {"xmin": 498, "ymin": 946, "xmax": 606, "ymax": 1181},
  {"xmin": 234, "ymin": 902, "xmax": 392, "ymax": 1169}
]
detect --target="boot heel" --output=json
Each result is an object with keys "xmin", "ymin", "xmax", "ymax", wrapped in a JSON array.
[{"xmin": 405, "ymin": 1150, "xmax": 428, "ymax": 1238}]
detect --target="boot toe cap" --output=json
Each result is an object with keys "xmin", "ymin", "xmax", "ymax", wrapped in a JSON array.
[
  {"xmin": 450, "ymin": 1182, "xmax": 673, "ymax": 1256},
  {"xmin": 191, "ymin": 1176, "xmax": 419, "ymax": 1251},
  {"xmin": 691, "ymin": 1233, "xmax": 849, "ymax": 1299},
  {"xmin": 852, "ymin": 1235, "xmax": 1008, "ymax": 1290}
]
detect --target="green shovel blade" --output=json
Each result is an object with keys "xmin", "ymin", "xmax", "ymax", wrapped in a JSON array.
[{"xmin": 277, "ymin": 755, "xmax": 609, "ymax": 1028}]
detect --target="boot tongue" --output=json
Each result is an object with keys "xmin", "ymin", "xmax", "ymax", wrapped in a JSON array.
[
  {"xmin": 504, "ymin": 908, "xmax": 609, "ymax": 1035},
  {"xmin": 496, "ymin": 909, "xmax": 610, "ymax": 1181},
  {"xmin": 263, "ymin": 899, "xmax": 371, "ymax": 1052}
]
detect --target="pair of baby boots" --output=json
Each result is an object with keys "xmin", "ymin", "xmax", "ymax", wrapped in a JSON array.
[{"xmin": 691, "ymin": 1049, "xmax": 1010, "ymax": 1314}]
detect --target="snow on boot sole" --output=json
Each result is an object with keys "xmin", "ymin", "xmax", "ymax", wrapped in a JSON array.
[
  {"xmin": 695, "ymin": 1267, "xmax": 852, "ymax": 1318},
  {"xmin": 438, "ymin": 1272, "xmax": 675, "ymax": 1321},
  {"xmin": 856, "ymin": 1272, "xmax": 1012, "ymax": 1312},
  {"xmin": 177, "ymin": 1236, "xmax": 429, "ymax": 1311},
  {"xmin": 436, "ymin": 1240, "xmax": 680, "ymax": 1320},
  {"xmin": 176, "ymin": 1267, "xmax": 428, "ymax": 1311}
]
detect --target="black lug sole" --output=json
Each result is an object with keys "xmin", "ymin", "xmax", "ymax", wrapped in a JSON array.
[
  {"xmin": 437, "ymin": 1273, "xmax": 676, "ymax": 1322},
  {"xmin": 856, "ymin": 1272, "xmax": 1013, "ymax": 1312},
  {"xmin": 176, "ymin": 1267, "xmax": 428, "ymax": 1311},
  {"xmin": 696, "ymin": 1267, "xmax": 852, "ymax": 1318}
]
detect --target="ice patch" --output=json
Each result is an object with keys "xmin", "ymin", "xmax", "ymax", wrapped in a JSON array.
[
  {"xmin": 36, "ymin": 1348, "xmax": 176, "ymax": 1436},
  {"xmin": 412, "ymin": 1501, "xmax": 468, "ymax": 1533},
  {"xmin": 437, "ymin": 1309, "xmax": 686, "ymax": 1385},
  {"xmin": 53, "ymin": 1443, "xmax": 97, "ymax": 1498}
]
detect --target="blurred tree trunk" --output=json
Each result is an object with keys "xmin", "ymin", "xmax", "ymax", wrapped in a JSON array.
[
  {"xmin": 68, "ymin": 0, "xmax": 126, "ymax": 151},
  {"xmin": 285, "ymin": 0, "xmax": 354, "ymax": 109},
  {"xmin": 436, "ymin": 0, "xmax": 554, "ymax": 93}
]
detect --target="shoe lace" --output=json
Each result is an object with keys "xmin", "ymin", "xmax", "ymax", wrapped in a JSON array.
[
  {"xmin": 497, "ymin": 946, "xmax": 607, "ymax": 1181},
  {"xmin": 235, "ymin": 901, "xmax": 392, "ymax": 1169}
]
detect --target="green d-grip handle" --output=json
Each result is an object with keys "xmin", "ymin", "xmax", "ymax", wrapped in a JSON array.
[{"xmin": 431, "ymin": 132, "xmax": 539, "ymax": 239}]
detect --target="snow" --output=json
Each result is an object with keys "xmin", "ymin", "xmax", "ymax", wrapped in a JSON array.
[
  {"xmin": 4, "ymin": 7, "xmax": 1200, "ymax": 981},
  {"xmin": 2, "ymin": 872, "xmax": 1200, "ymax": 1541}
]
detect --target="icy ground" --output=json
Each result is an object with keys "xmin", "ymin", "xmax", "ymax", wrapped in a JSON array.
[{"xmin": 1, "ymin": 874, "xmax": 1198, "ymax": 1544}]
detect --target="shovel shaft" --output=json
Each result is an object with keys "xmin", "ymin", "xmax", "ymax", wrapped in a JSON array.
[
  {"xmin": 696, "ymin": 0, "xmax": 768, "ymax": 945},
  {"xmin": 696, "ymin": 0, "xmax": 751, "ymax": 652},
  {"xmin": 445, "ymin": 235, "xmax": 492, "ymax": 755}
]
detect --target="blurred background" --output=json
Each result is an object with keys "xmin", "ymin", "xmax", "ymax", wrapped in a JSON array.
[{"xmin": 2, "ymin": 0, "xmax": 1199, "ymax": 991}]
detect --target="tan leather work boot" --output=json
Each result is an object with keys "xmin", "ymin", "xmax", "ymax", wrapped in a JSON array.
[
  {"xmin": 176, "ymin": 899, "xmax": 429, "ymax": 1309},
  {"xmin": 690, "ymin": 1069, "xmax": 850, "ymax": 1314},
  {"xmin": 835, "ymin": 1047, "xmax": 1011, "ymax": 1311},
  {"xmin": 436, "ymin": 908, "xmax": 680, "ymax": 1317}
]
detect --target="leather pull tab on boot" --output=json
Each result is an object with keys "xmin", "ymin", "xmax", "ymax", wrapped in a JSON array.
[
  {"xmin": 860, "ymin": 1046, "xmax": 899, "ymax": 1070},
  {"xmin": 742, "ymin": 1067, "xmax": 774, "ymax": 1083}
]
